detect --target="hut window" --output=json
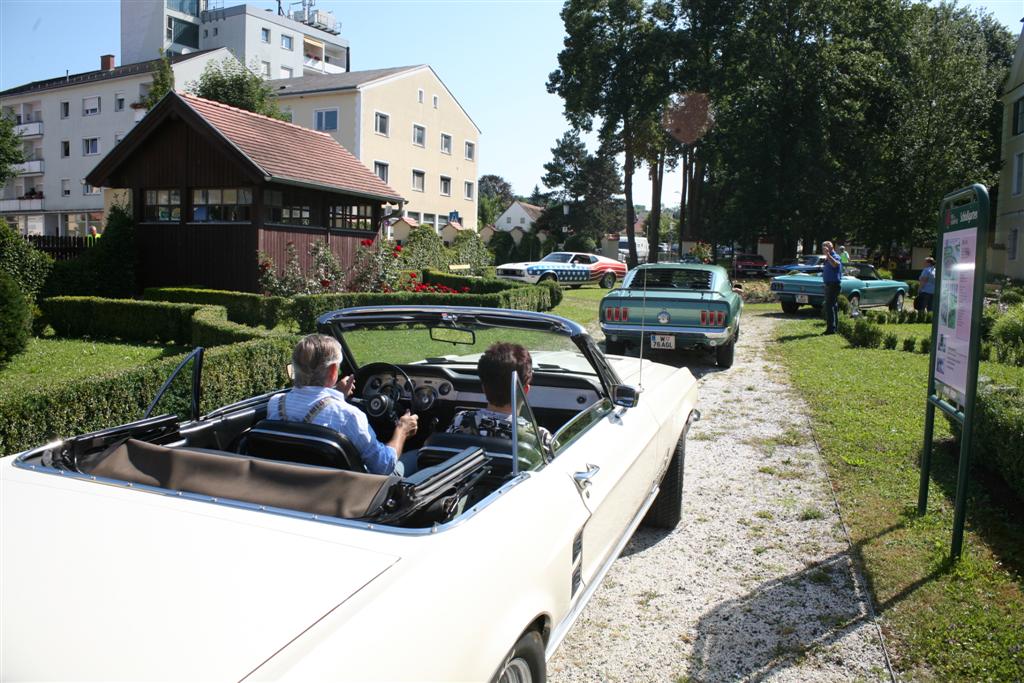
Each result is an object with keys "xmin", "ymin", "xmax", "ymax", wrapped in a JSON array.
[
  {"xmin": 192, "ymin": 187, "xmax": 252, "ymax": 222},
  {"xmin": 265, "ymin": 190, "xmax": 310, "ymax": 226},
  {"xmin": 144, "ymin": 189, "xmax": 181, "ymax": 222},
  {"xmin": 330, "ymin": 205, "xmax": 374, "ymax": 231}
]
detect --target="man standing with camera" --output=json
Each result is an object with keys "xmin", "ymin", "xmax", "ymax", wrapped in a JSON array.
[{"xmin": 821, "ymin": 241, "xmax": 843, "ymax": 335}]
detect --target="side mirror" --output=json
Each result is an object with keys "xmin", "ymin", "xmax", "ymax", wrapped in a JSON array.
[{"xmin": 611, "ymin": 384, "xmax": 641, "ymax": 408}]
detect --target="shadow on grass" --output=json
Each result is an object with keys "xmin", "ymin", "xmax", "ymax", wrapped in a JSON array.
[{"xmin": 601, "ymin": 343, "xmax": 727, "ymax": 378}]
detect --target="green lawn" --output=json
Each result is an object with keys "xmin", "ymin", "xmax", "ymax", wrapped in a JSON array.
[
  {"xmin": 0, "ymin": 338, "xmax": 187, "ymax": 395},
  {"xmin": 769, "ymin": 310, "xmax": 1024, "ymax": 680}
]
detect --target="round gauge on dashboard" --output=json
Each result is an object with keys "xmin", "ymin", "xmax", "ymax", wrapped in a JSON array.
[
  {"xmin": 437, "ymin": 382, "xmax": 452, "ymax": 397},
  {"xmin": 413, "ymin": 385, "xmax": 437, "ymax": 411}
]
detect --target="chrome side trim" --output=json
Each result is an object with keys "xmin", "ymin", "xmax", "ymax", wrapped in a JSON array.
[
  {"xmin": 600, "ymin": 323, "xmax": 730, "ymax": 340},
  {"xmin": 544, "ymin": 484, "xmax": 661, "ymax": 661},
  {"xmin": 12, "ymin": 448, "xmax": 531, "ymax": 537}
]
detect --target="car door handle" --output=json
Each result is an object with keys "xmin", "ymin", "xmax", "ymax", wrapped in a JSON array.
[{"xmin": 573, "ymin": 464, "xmax": 600, "ymax": 494}]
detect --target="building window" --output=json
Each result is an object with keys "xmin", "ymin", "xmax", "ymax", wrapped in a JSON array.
[
  {"xmin": 166, "ymin": 17, "xmax": 198, "ymax": 48},
  {"xmin": 82, "ymin": 138, "xmax": 100, "ymax": 156},
  {"xmin": 144, "ymin": 189, "xmax": 180, "ymax": 220},
  {"xmin": 520, "ymin": 216, "xmax": 525, "ymax": 224},
  {"xmin": 374, "ymin": 161, "xmax": 389, "ymax": 183},
  {"xmin": 330, "ymin": 204, "xmax": 374, "ymax": 231},
  {"xmin": 1014, "ymin": 152, "xmax": 1024, "ymax": 196},
  {"xmin": 114, "ymin": 131, "xmax": 125, "ymax": 144},
  {"xmin": 280, "ymin": 66, "xmax": 293, "ymax": 79},
  {"xmin": 61, "ymin": 179, "xmax": 71, "ymax": 197},
  {"xmin": 423, "ymin": 213, "xmax": 436, "ymax": 229},
  {"xmin": 63, "ymin": 212, "xmax": 104, "ymax": 237},
  {"xmin": 432, "ymin": 95, "xmax": 438, "ymax": 109},
  {"xmin": 60, "ymin": 140, "xmax": 70, "ymax": 158},
  {"xmin": 281, "ymin": 34, "xmax": 293, "ymax": 50},
  {"xmin": 1014, "ymin": 97, "xmax": 1024, "ymax": 136},
  {"xmin": 506, "ymin": 216, "xmax": 511, "ymax": 224},
  {"xmin": 260, "ymin": 61, "xmax": 271, "ymax": 78},
  {"xmin": 213, "ymin": 27, "xmax": 218, "ymax": 36},
  {"xmin": 374, "ymin": 111, "xmax": 390, "ymax": 136},
  {"xmin": 413, "ymin": 124, "xmax": 426, "ymax": 147},
  {"xmin": 412, "ymin": 170, "xmax": 425, "ymax": 192},
  {"xmin": 114, "ymin": 93, "xmax": 125, "ymax": 112},
  {"xmin": 465, "ymin": 181, "xmax": 475, "ymax": 200},
  {"xmin": 264, "ymin": 189, "xmax": 311, "ymax": 226},
  {"xmin": 60, "ymin": 101, "xmax": 70, "ymax": 119},
  {"xmin": 261, "ymin": 27, "xmax": 270, "ymax": 43},
  {"xmin": 166, "ymin": 0, "xmax": 199, "ymax": 15},
  {"xmin": 440, "ymin": 133, "xmax": 452, "ymax": 155},
  {"xmin": 440, "ymin": 175, "xmax": 451, "ymax": 196},
  {"xmin": 314, "ymin": 108, "xmax": 338, "ymax": 131},
  {"xmin": 407, "ymin": 211, "xmax": 420, "ymax": 222},
  {"xmin": 83, "ymin": 183, "xmax": 101, "ymax": 195},
  {"xmin": 1009, "ymin": 227, "xmax": 1019, "ymax": 261},
  {"xmin": 203, "ymin": 29, "xmax": 208, "ymax": 38},
  {"xmin": 465, "ymin": 141, "xmax": 475, "ymax": 160},
  {"xmin": 192, "ymin": 187, "xmax": 253, "ymax": 222},
  {"xmin": 82, "ymin": 96, "xmax": 100, "ymax": 116},
  {"xmin": 417, "ymin": 89, "xmax": 424, "ymax": 104}
]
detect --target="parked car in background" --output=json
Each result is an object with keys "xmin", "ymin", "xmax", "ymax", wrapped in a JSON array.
[
  {"xmin": 767, "ymin": 254, "xmax": 827, "ymax": 276},
  {"xmin": 496, "ymin": 251, "xmax": 627, "ymax": 288},
  {"xmin": 733, "ymin": 253, "xmax": 767, "ymax": 277},
  {"xmin": 770, "ymin": 262, "xmax": 908, "ymax": 315},
  {"xmin": 618, "ymin": 236, "xmax": 650, "ymax": 263},
  {"xmin": 599, "ymin": 263, "xmax": 743, "ymax": 368},
  {"xmin": 1, "ymin": 306, "xmax": 700, "ymax": 683}
]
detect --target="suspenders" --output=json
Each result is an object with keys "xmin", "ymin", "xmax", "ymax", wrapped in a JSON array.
[{"xmin": 273, "ymin": 392, "xmax": 336, "ymax": 423}]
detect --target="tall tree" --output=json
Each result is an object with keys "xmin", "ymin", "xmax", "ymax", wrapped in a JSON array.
[
  {"xmin": 478, "ymin": 174, "xmax": 515, "ymax": 208},
  {"xmin": 542, "ymin": 130, "xmax": 589, "ymax": 203},
  {"xmin": 0, "ymin": 115, "xmax": 25, "ymax": 187},
  {"xmin": 188, "ymin": 58, "xmax": 287, "ymax": 120},
  {"xmin": 142, "ymin": 49, "xmax": 176, "ymax": 109}
]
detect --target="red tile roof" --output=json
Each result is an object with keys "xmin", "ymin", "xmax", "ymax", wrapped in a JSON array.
[{"xmin": 180, "ymin": 93, "xmax": 403, "ymax": 203}]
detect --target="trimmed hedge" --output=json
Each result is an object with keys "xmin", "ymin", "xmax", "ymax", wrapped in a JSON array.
[
  {"xmin": 0, "ymin": 272, "xmax": 30, "ymax": 367},
  {"xmin": 0, "ymin": 337, "xmax": 294, "ymax": 456},
  {"xmin": 144, "ymin": 287, "xmax": 291, "ymax": 328},
  {"xmin": 41, "ymin": 297, "xmax": 280, "ymax": 346}
]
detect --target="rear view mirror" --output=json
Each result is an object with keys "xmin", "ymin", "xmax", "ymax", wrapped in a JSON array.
[
  {"xmin": 429, "ymin": 325, "xmax": 476, "ymax": 346},
  {"xmin": 611, "ymin": 384, "xmax": 641, "ymax": 408}
]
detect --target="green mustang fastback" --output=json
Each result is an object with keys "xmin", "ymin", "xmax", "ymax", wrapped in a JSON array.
[
  {"xmin": 770, "ymin": 262, "xmax": 908, "ymax": 316},
  {"xmin": 599, "ymin": 263, "xmax": 743, "ymax": 368}
]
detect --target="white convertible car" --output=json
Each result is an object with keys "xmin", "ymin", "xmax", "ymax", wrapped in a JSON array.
[{"xmin": 1, "ymin": 306, "xmax": 698, "ymax": 682}]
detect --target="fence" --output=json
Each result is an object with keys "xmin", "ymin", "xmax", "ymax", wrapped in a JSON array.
[{"xmin": 23, "ymin": 235, "xmax": 95, "ymax": 261}]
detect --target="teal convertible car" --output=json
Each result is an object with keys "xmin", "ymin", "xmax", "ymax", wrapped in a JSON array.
[
  {"xmin": 770, "ymin": 262, "xmax": 908, "ymax": 316},
  {"xmin": 599, "ymin": 263, "xmax": 743, "ymax": 368}
]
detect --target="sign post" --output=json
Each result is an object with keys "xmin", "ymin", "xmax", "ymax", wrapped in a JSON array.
[{"xmin": 917, "ymin": 184, "xmax": 988, "ymax": 561}]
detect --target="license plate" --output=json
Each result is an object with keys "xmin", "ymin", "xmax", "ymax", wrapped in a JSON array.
[
  {"xmin": 796, "ymin": 294, "xmax": 809, "ymax": 303},
  {"xmin": 650, "ymin": 334, "xmax": 675, "ymax": 350}
]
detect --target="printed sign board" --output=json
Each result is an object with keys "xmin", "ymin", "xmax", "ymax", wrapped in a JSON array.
[{"xmin": 933, "ymin": 220, "xmax": 979, "ymax": 406}]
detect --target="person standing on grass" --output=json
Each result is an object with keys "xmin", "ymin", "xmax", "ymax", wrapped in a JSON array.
[
  {"xmin": 821, "ymin": 240, "xmax": 843, "ymax": 334},
  {"xmin": 838, "ymin": 245, "xmax": 850, "ymax": 264},
  {"xmin": 917, "ymin": 256, "xmax": 936, "ymax": 312}
]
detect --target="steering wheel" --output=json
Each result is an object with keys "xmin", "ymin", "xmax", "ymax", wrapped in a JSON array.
[{"xmin": 354, "ymin": 362, "xmax": 416, "ymax": 423}]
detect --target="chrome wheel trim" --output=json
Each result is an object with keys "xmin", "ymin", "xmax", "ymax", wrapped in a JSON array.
[
  {"xmin": 895, "ymin": 292, "xmax": 904, "ymax": 310},
  {"xmin": 849, "ymin": 295, "xmax": 860, "ymax": 317},
  {"xmin": 497, "ymin": 657, "xmax": 533, "ymax": 683}
]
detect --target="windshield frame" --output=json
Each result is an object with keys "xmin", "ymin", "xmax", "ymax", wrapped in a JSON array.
[{"xmin": 540, "ymin": 252, "xmax": 573, "ymax": 263}]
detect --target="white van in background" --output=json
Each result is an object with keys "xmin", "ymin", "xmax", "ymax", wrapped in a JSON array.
[{"xmin": 618, "ymin": 236, "xmax": 649, "ymax": 263}]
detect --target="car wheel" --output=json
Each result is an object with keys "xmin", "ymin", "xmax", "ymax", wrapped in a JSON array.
[
  {"xmin": 849, "ymin": 294, "xmax": 861, "ymax": 317},
  {"xmin": 599, "ymin": 272, "xmax": 616, "ymax": 288},
  {"xmin": 889, "ymin": 291, "xmax": 905, "ymax": 312},
  {"xmin": 642, "ymin": 427, "xmax": 686, "ymax": 529},
  {"xmin": 781, "ymin": 301, "xmax": 800, "ymax": 314},
  {"xmin": 539, "ymin": 273, "xmax": 557, "ymax": 284},
  {"xmin": 715, "ymin": 338, "xmax": 736, "ymax": 369},
  {"xmin": 605, "ymin": 338, "xmax": 625, "ymax": 355},
  {"xmin": 491, "ymin": 630, "xmax": 545, "ymax": 683}
]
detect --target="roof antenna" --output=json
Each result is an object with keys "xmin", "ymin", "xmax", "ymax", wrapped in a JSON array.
[
  {"xmin": 277, "ymin": 0, "xmax": 284, "ymax": 15},
  {"xmin": 637, "ymin": 264, "xmax": 648, "ymax": 389}
]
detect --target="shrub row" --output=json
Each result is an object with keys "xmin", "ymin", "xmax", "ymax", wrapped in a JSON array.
[
  {"xmin": 144, "ymin": 287, "xmax": 290, "ymax": 328},
  {"xmin": 863, "ymin": 309, "xmax": 933, "ymax": 325},
  {"xmin": 41, "ymin": 297, "xmax": 281, "ymax": 346},
  {"xmin": 0, "ymin": 337, "xmax": 294, "ymax": 456}
]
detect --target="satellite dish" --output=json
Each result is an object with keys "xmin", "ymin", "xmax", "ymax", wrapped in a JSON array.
[{"xmin": 663, "ymin": 92, "xmax": 714, "ymax": 145}]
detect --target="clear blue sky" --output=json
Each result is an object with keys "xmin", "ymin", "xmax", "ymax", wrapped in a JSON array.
[{"xmin": 1, "ymin": 0, "xmax": 1022, "ymax": 208}]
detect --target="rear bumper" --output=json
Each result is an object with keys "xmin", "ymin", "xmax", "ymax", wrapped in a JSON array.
[
  {"xmin": 601, "ymin": 323, "xmax": 732, "ymax": 346},
  {"xmin": 774, "ymin": 292, "xmax": 824, "ymax": 305}
]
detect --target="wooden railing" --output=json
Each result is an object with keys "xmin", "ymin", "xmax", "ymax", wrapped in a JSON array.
[{"xmin": 23, "ymin": 235, "xmax": 96, "ymax": 261}]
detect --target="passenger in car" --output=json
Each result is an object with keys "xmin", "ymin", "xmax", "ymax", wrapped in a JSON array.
[
  {"xmin": 271, "ymin": 334, "xmax": 418, "ymax": 475},
  {"xmin": 446, "ymin": 342, "xmax": 554, "ymax": 451}
]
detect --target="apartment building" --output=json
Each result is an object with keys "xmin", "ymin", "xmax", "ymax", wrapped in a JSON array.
[
  {"xmin": 0, "ymin": 49, "xmax": 230, "ymax": 235},
  {"xmin": 121, "ymin": 0, "xmax": 350, "ymax": 79},
  {"xmin": 994, "ymin": 24, "xmax": 1024, "ymax": 280},
  {"xmin": 270, "ymin": 65, "xmax": 480, "ymax": 231}
]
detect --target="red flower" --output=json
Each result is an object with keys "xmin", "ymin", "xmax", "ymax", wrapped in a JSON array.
[
  {"xmin": 320, "ymin": 279, "xmax": 331, "ymax": 288},
  {"xmin": 360, "ymin": 239, "xmax": 373, "ymax": 247},
  {"xmin": 408, "ymin": 272, "xmax": 417, "ymax": 279},
  {"xmin": 394, "ymin": 245, "xmax": 403, "ymax": 252},
  {"xmin": 461, "ymin": 286, "xmax": 470, "ymax": 293}
]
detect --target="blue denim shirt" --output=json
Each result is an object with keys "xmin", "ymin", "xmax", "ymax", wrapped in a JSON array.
[
  {"xmin": 919, "ymin": 265, "xmax": 936, "ymax": 294},
  {"xmin": 822, "ymin": 251, "xmax": 842, "ymax": 283},
  {"xmin": 269, "ymin": 386, "xmax": 397, "ymax": 474}
]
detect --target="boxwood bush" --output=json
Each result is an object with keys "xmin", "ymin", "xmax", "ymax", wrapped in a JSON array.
[
  {"xmin": 0, "ymin": 272, "xmax": 31, "ymax": 368},
  {"xmin": 0, "ymin": 337, "xmax": 294, "ymax": 456},
  {"xmin": 144, "ymin": 287, "xmax": 291, "ymax": 328}
]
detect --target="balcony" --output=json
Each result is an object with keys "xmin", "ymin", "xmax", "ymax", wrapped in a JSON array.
[
  {"xmin": 14, "ymin": 121, "xmax": 43, "ymax": 138},
  {"xmin": 303, "ymin": 56, "xmax": 346, "ymax": 75},
  {"xmin": 13, "ymin": 159, "xmax": 44, "ymax": 176},
  {"xmin": 0, "ymin": 197, "xmax": 44, "ymax": 212}
]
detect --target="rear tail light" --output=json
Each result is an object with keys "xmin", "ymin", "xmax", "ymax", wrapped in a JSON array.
[
  {"xmin": 699, "ymin": 310, "xmax": 726, "ymax": 326},
  {"xmin": 700, "ymin": 310, "xmax": 707, "ymax": 325},
  {"xmin": 604, "ymin": 306, "xmax": 630, "ymax": 322},
  {"xmin": 717, "ymin": 311, "xmax": 725, "ymax": 326}
]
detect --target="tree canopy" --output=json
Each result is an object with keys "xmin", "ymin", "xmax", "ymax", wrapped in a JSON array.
[
  {"xmin": 0, "ymin": 115, "xmax": 26, "ymax": 187},
  {"xmin": 188, "ymin": 58, "xmax": 288, "ymax": 120}
]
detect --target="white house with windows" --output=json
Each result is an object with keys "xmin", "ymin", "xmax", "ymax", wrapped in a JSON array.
[
  {"xmin": 0, "ymin": 49, "xmax": 230, "ymax": 235},
  {"xmin": 995, "ymin": 22, "xmax": 1024, "ymax": 280},
  {"xmin": 269, "ymin": 65, "xmax": 480, "ymax": 230},
  {"xmin": 495, "ymin": 200, "xmax": 544, "ymax": 234}
]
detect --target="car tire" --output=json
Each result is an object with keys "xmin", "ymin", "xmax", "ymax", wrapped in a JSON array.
[
  {"xmin": 889, "ymin": 291, "xmax": 905, "ymax": 312},
  {"xmin": 491, "ymin": 630, "xmax": 545, "ymax": 683},
  {"xmin": 715, "ymin": 338, "xmax": 736, "ymax": 368},
  {"xmin": 849, "ymin": 294, "xmax": 861, "ymax": 317},
  {"xmin": 605, "ymin": 338, "xmax": 625, "ymax": 355},
  {"xmin": 642, "ymin": 428, "xmax": 686, "ymax": 529},
  {"xmin": 781, "ymin": 301, "xmax": 800, "ymax": 314},
  {"xmin": 539, "ymin": 273, "xmax": 557, "ymax": 284},
  {"xmin": 599, "ymin": 272, "xmax": 616, "ymax": 289}
]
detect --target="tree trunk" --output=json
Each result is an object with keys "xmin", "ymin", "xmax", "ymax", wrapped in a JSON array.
[
  {"xmin": 678, "ymin": 145, "xmax": 689, "ymax": 246},
  {"xmin": 624, "ymin": 144, "xmax": 638, "ymax": 269},
  {"xmin": 648, "ymin": 149, "xmax": 665, "ymax": 263}
]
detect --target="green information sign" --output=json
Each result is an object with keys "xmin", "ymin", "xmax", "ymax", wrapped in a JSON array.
[{"xmin": 917, "ymin": 184, "xmax": 988, "ymax": 561}]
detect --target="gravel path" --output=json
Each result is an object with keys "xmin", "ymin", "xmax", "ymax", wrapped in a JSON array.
[{"xmin": 549, "ymin": 311, "xmax": 892, "ymax": 682}]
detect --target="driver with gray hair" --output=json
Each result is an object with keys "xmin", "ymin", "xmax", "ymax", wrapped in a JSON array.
[{"xmin": 268, "ymin": 334, "xmax": 418, "ymax": 475}]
